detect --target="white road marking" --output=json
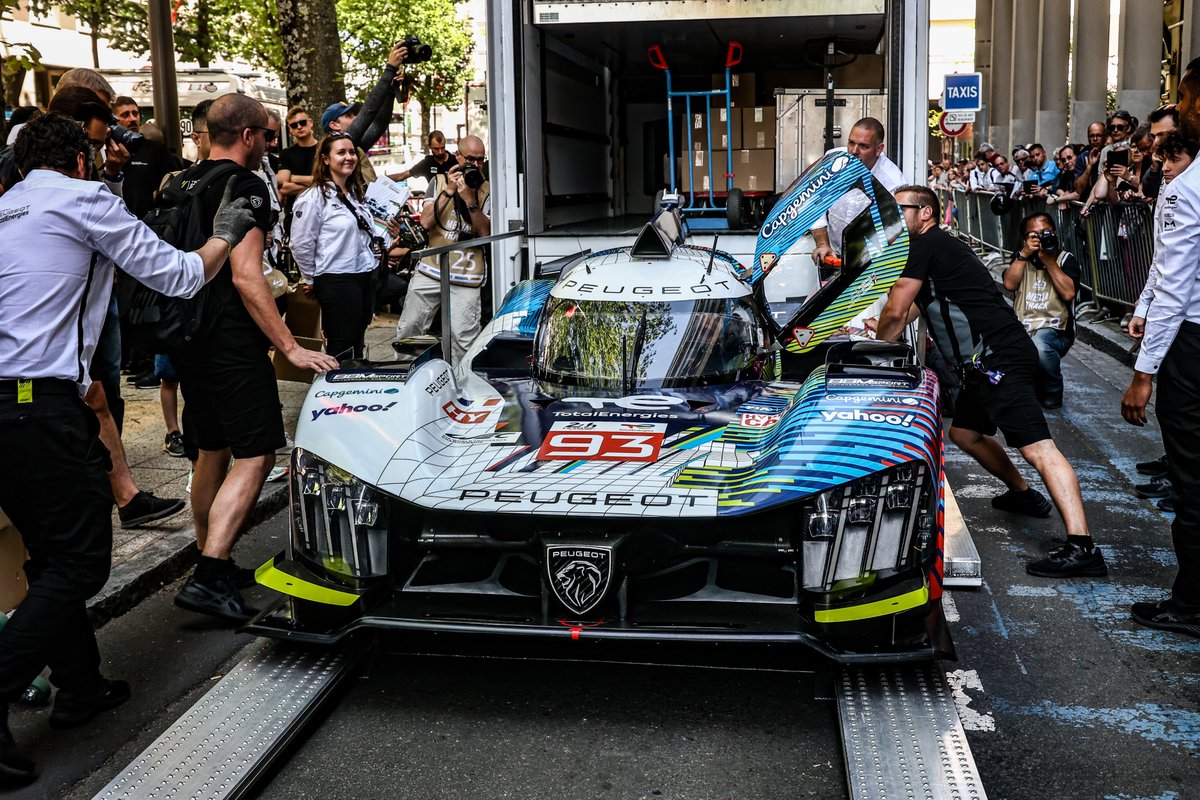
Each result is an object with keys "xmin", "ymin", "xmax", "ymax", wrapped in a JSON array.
[
  {"xmin": 945, "ymin": 668, "xmax": 997, "ymax": 732},
  {"xmin": 943, "ymin": 590, "xmax": 960, "ymax": 622}
]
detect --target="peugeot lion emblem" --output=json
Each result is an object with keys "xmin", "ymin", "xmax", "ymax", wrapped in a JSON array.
[{"xmin": 545, "ymin": 545, "xmax": 613, "ymax": 616}]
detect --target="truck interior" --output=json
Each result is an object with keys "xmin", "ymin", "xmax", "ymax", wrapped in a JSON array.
[{"xmin": 523, "ymin": 2, "xmax": 891, "ymax": 238}]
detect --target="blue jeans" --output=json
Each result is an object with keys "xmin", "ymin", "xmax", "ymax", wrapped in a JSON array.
[{"xmin": 1031, "ymin": 327, "xmax": 1073, "ymax": 397}]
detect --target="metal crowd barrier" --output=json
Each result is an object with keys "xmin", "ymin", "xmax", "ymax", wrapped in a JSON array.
[{"xmin": 939, "ymin": 187, "xmax": 1155, "ymax": 311}]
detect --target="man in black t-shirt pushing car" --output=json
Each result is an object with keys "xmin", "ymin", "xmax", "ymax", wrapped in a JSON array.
[{"xmin": 875, "ymin": 185, "xmax": 1107, "ymax": 579}]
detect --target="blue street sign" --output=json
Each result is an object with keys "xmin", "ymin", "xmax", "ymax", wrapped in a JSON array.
[{"xmin": 943, "ymin": 73, "xmax": 983, "ymax": 112}]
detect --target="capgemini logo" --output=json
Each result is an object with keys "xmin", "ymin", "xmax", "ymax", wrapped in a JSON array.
[{"xmin": 831, "ymin": 154, "xmax": 851, "ymax": 172}]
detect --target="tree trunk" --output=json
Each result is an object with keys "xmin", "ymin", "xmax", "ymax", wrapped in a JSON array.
[
  {"xmin": 2, "ymin": 60, "xmax": 26, "ymax": 116},
  {"xmin": 276, "ymin": 0, "xmax": 345, "ymax": 117},
  {"xmin": 196, "ymin": 3, "xmax": 210, "ymax": 68},
  {"xmin": 90, "ymin": 24, "xmax": 100, "ymax": 69}
]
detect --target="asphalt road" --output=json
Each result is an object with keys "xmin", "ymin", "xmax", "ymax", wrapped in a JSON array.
[{"xmin": 7, "ymin": 339, "xmax": 1198, "ymax": 800}]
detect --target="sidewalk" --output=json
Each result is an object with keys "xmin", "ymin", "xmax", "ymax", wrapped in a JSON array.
[{"xmin": 88, "ymin": 313, "xmax": 401, "ymax": 627}]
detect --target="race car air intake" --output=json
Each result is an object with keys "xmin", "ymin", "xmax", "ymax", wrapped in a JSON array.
[{"xmin": 290, "ymin": 448, "xmax": 389, "ymax": 581}]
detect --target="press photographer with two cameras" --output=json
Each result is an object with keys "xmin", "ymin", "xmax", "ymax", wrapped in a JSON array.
[
  {"xmin": 1003, "ymin": 212, "xmax": 1081, "ymax": 409},
  {"xmin": 394, "ymin": 134, "xmax": 491, "ymax": 363}
]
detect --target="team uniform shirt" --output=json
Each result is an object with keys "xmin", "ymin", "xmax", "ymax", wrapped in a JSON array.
[
  {"xmin": 810, "ymin": 151, "xmax": 907, "ymax": 254},
  {"xmin": 969, "ymin": 165, "xmax": 995, "ymax": 191},
  {"xmin": 900, "ymin": 226, "xmax": 1037, "ymax": 371},
  {"xmin": 417, "ymin": 174, "xmax": 492, "ymax": 287},
  {"xmin": 1011, "ymin": 251, "xmax": 1081, "ymax": 338},
  {"xmin": 0, "ymin": 169, "xmax": 206, "ymax": 392},
  {"xmin": 1134, "ymin": 191, "xmax": 1172, "ymax": 318},
  {"xmin": 1135, "ymin": 160, "xmax": 1200, "ymax": 375},
  {"xmin": 290, "ymin": 184, "xmax": 383, "ymax": 281}
]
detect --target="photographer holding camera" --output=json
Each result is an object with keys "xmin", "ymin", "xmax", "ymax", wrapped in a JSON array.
[
  {"xmin": 394, "ymin": 135, "xmax": 490, "ymax": 363},
  {"xmin": 1004, "ymin": 212, "xmax": 1081, "ymax": 410}
]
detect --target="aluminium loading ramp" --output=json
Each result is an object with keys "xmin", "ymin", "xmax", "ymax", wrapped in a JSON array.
[
  {"xmin": 91, "ymin": 638, "xmax": 366, "ymax": 800},
  {"xmin": 839, "ymin": 664, "xmax": 988, "ymax": 800},
  {"xmin": 943, "ymin": 481, "xmax": 982, "ymax": 588}
]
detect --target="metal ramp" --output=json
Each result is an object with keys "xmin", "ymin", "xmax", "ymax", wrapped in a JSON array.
[
  {"xmin": 92, "ymin": 638, "xmax": 365, "ymax": 800},
  {"xmin": 839, "ymin": 664, "xmax": 988, "ymax": 800},
  {"xmin": 943, "ymin": 481, "xmax": 982, "ymax": 588}
]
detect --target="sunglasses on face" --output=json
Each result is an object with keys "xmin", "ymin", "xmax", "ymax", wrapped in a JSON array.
[
  {"xmin": 288, "ymin": 119, "xmax": 311, "ymax": 129},
  {"xmin": 246, "ymin": 125, "xmax": 277, "ymax": 143},
  {"xmin": 1109, "ymin": 123, "xmax": 1129, "ymax": 133}
]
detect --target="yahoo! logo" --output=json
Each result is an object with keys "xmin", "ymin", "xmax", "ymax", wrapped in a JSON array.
[{"xmin": 310, "ymin": 401, "xmax": 397, "ymax": 421}]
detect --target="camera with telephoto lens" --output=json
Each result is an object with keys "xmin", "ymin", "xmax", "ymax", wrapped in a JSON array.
[
  {"xmin": 108, "ymin": 117, "xmax": 144, "ymax": 153},
  {"xmin": 460, "ymin": 164, "xmax": 485, "ymax": 190},
  {"xmin": 399, "ymin": 35, "xmax": 432, "ymax": 63},
  {"xmin": 1037, "ymin": 229, "xmax": 1060, "ymax": 256}
]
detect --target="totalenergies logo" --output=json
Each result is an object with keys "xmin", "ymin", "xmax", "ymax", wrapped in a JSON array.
[{"xmin": 760, "ymin": 154, "xmax": 852, "ymax": 239}]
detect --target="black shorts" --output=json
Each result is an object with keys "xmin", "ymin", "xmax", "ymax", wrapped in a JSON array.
[
  {"xmin": 950, "ymin": 363, "xmax": 1051, "ymax": 449},
  {"xmin": 172, "ymin": 314, "xmax": 285, "ymax": 459}
]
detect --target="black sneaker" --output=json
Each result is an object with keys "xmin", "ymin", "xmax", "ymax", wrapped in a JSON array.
[
  {"xmin": 132, "ymin": 373, "xmax": 161, "ymax": 389},
  {"xmin": 48, "ymin": 678, "xmax": 130, "ymax": 730},
  {"xmin": 1131, "ymin": 599, "xmax": 1200, "ymax": 638},
  {"xmin": 1038, "ymin": 393, "xmax": 1063, "ymax": 410},
  {"xmin": 1135, "ymin": 475, "xmax": 1172, "ymax": 499},
  {"xmin": 1026, "ymin": 541, "xmax": 1108, "ymax": 578},
  {"xmin": 1136, "ymin": 454, "xmax": 1169, "ymax": 476},
  {"xmin": 118, "ymin": 491, "xmax": 186, "ymax": 529},
  {"xmin": 163, "ymin": 431, "xmax": 186, "ymax": 458},
  {"xmin": 124, "ymin": 368, "xmax": 154, "ymax": 385},
  {"xmin": 1158, "ymin": 496, "xmax": 1175, "ymax": 513},
  {"xmin": 0, "ymin": 707, "xmax": 37, "ymax": 788},
  {"xmin": 174, "ymin": 574, "xmax": 259, "ymax": 623},
  {"xmin": 992, "ymin": 488, "xmax": 1053, "ymax": 518},
  {"xmin": 227, "ymin": 558, "xmax": 259, "ymax": 590}
]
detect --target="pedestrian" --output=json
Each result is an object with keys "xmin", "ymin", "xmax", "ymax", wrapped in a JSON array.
[
  {"xmin": 276, "ymin": 105, "xmax": 319, "ymax": 210},
  {"xmin": 876, "ymin": 184, "xmax": 1107, "ymax": 578},
  {"xmin": 45, "ymin": 83, "xmax": 187, "ymax": 529},
  {"xmin": 168, "ymin": 94, "xmax": 341, "ymax": 623},
  {"xmin": 392, "ymin": 129, "xmax": 456, "ymax": 182},
  {"xmin": 1141, "ymin": 104, "xmax": 1180, "ymax": 202},
  {"xmin": 1120, "ymin": 59, "xmax": 1200, "ymax": 638},
  {"xmin": 0, "ymin": 111, "xmax": 257, "ymax": 787},
  {"xmin": 1124, "ymin": 129, "xmax": 1199, "ymax": 511},
  {"xmin": 809, "ymin": 117, "xmax": 907, "ymax": 267},
  {"xmin": 395, "ymin": 134, "xmax": 492, "ymax": 363},
  {"xmin": 111, "ymin": 95, "xmax": 185, "ymax": 220},
  {"xmin": 321, "ymin": 41, "xmax": 409, "ymax": 182},
  {"xmin": 1004, "ymin": 212, "xmax": 1080, "ymax": 409},
  {"xmin": 1021, "ymin": 143, "xmax": 1059, "ymax": 195},
  {"xmin": 290, "ymin": 133, "xmax": 393, "ymax": 361}
]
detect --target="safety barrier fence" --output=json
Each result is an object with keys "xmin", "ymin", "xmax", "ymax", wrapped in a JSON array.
[{"xmin": 936, "ymin": 188, "xmax": 1155, "ymax": 311}]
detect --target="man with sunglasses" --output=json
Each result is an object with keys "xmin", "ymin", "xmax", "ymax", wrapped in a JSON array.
[
  {"xmin": 395, "ymin": 134, "xmax": 491, "ymax": 363},
  {"xmin": 876, "ymin": 185, "xmax": 1107, "ymax": 579},
  {"xmin": 277, "ymin": 105, "xmax": 318, "ymax": 207},
  {"xmin": 166, "ymin": 94, "xmax": 340, "ymax": 623}
]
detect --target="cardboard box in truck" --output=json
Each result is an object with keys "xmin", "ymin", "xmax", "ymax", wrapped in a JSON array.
[
  {"xmin": 679, "ymin": 107, "xmax": 740, "ymax": 150},
  {"xmin": 712, "ymin": 73, "xmax": 757, "ymax": 107},
  {"xmin": 728, "ymin": 149, "xmax": 776, "ymax": 192},
  {"xmin": 741, "ymin": 106, "xmax": 777, "ymax": 150}
]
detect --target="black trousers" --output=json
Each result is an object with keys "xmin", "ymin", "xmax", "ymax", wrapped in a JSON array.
[
  {"xmin": 1156, "ymin": 320, "xmax": 1200, "ymax": 613},
  {"xmin": 0, "ymin": 381, "xmax": 114, "ymax": 703},
  {"xmin": 313, "ymin": 271, "xmax": 375, "ymax": 363}
]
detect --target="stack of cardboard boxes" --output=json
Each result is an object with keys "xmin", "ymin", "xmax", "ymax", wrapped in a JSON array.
[
  {"xmin": 676, "ymin": 73, "xmax": 775, "ymax": 195},
  {"xmin": 272, "ymin": 285, "xmax": 325, "ymax": 383}
]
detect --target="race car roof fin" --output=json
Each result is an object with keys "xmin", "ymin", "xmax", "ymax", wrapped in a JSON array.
[{"xmin": 631, "ymin": 206, "xmax": 686, "ymax": 260}]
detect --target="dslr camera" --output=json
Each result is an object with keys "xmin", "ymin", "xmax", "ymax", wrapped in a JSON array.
[
  {"xmin": 399, "ymin": 35, "xmax": 432, "ymax": 64},
  {"xmin": 108, "ymin": 116, "xmax": 144, "ymax": 153},
  {"xmin": 460, "ymin": 164, "xmax": 485, "ymax": 190}
]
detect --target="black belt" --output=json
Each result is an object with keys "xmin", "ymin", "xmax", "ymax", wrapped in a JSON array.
[{"xmin": 0, "ymin": 378, "xmax": 79, "ymax": 399}]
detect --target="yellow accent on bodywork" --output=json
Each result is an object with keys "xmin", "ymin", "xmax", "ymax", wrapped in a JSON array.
[
  {"xmin": 813, "ymin": 584, "xmax": 929, "ymax": 623},
  {"xmin": 255, "ymin": 560, "xmax": 360, "ymax": 607}
]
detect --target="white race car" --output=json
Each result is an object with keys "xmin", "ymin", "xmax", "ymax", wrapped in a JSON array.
[{"xmin": 250, "ymin": 153, "xmax": 954, "ymax": 663}]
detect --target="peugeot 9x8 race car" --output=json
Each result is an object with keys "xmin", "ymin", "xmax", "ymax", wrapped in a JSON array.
[{"xmin": 248, "ymin": 151, "xmax": 955, "ymax": 663}]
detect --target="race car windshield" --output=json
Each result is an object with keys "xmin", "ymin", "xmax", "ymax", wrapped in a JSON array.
[{"xmin": 535, "ymin": 297, "xmax": 764, "ymax": 391}]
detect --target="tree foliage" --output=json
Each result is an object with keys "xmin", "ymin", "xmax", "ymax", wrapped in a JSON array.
[{"xmin": 336, "ymin": 0, "xmax": 474, "ymax": 139}]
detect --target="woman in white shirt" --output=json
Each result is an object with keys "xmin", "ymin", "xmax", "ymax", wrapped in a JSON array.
[{"xmin": 290, "ymin": 134, "xmax": 386, "ymax": 361}]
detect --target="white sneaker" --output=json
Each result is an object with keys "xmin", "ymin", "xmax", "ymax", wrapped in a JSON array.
[{"xmin": 266, "ymin": 466, "xmax": 288, "ymax": 482}]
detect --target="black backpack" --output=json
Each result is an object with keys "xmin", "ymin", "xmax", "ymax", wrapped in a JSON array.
[
  {"xmin": 0, "ymin": 145, "xmax": 19, "ymax": 194},
  {"xmin": 118, "ymin": 161, "xmax": 242, "ymax": 352}
]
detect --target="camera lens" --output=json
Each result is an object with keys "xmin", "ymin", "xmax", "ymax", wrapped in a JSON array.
[
  {"xmin": 108, "ymin": 123, "xmax": 144, "ymax": 154},
  {"xmin": 461, "ymin": 165, "xmax": 484, "ymax": 189}
]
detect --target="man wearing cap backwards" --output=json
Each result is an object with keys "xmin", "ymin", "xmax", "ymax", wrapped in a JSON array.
[{"xmin": 320, "ymin": 40, "xmax": 409, "ymax": 182}]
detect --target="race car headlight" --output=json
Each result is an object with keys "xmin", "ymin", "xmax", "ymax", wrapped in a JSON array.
[
  {"xmin": 800, "ymin": 463, "xmax": 930, "ymax": 593},
  {"xmin": 290, "ymin": 448, "xmax": 389, "ymax": 581}
]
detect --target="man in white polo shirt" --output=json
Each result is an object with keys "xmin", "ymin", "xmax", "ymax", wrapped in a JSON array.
[{"xmin": 0, "ymin": 112, "xmax": 257, "ymax": 786}]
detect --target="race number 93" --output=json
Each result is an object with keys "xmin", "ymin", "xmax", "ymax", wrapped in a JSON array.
[{"xmin": 537, "ymin": 429, "xmax": 664, "ymax": 462}]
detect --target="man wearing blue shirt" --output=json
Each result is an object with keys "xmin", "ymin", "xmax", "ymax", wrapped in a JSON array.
[{"xmin": 1022, "ymin": 144, "xmax": 1060, "ymax": 196}]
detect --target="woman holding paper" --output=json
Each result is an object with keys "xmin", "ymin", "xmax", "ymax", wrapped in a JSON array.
[{"xmin": 290, "ymin": 134, "xmax": 390, "ymax": 362}]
